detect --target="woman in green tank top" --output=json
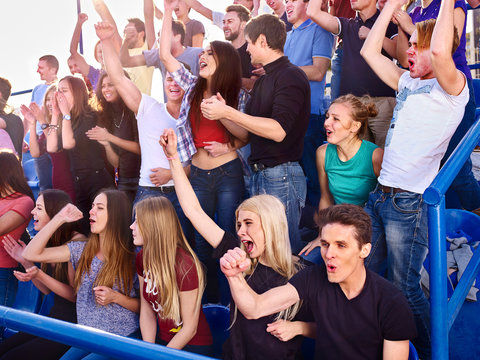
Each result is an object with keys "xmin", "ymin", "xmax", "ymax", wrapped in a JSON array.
[{"xmin": 300, "ymin": 95, "xmax": 383, "ymax": 256}]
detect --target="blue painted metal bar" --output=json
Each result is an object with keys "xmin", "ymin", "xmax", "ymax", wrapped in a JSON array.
[
  {"xmin": 77, "ymin": 0, "xmax": 84, "ymax": 55},
  {"xmin": 428, "ymin": 199, "xmax": 449, "ymax": 360},
  {"xmin": 424, "ymin": 118, "xmax": 480, "ymax": 205},
  {"xmin": 11, "ymin": 89, "xmax": 33, "ymax": 97},
  {"xmin": 448, "ymin": 245, "xmax": 480, "ymax": 329},
  {"xmin": 0, "ymin": 306, "xmax": 214, "ymax": 360}
]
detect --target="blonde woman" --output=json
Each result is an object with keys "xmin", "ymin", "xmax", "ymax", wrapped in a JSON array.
[
  {"xmin": 131, "ymin": 197, "xmax": 213, "ymax": 355},
  {"xmin": 160, "ymin": 129, "xmax": 314, "ymax": 360},
  {"xmin": 23, "ymin": 189, "xmax": 139, "ymax": 360}
]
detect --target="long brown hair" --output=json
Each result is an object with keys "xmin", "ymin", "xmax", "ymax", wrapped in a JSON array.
[
  {"xmin": 40, "ymin": 189, "xmax": 82, "ymax": 283},
  {"xmin": 0, "ymin": 151, "xmax": 34, "ymax": 201},
  {"xmin": 135, "ymin": 197, "xmax": 205, "ymax": 325},
  {"xmin": 58, "ymin": 76, "xmax": 94, "ymax": 130},
  {"xmin": 73, "ymin": 189, "xmax": 135, "ymax": 295},
  {"xmin": 188, "ymin": 41, "xmax": 242, "ymax": 140}
]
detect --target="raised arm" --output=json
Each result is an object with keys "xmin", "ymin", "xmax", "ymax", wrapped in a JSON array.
[
  {"xmin": 307, "ymin": 0, "xmax": 340, "ymax": 34},
  {"xmin": 56, "ymin": 92, "xmax": 75, "ymax": 150},
  {"xmin": 144, "ymin": 0, "xmax": 157, "ymax": 49},
  {"xmin": 160, "ymin": 129, "xmax": 225, "ymax": 248},
  {"xmin": 92, "ymin": 0, "xmax": 123, "ymax": 52},
  {"xmin": 430, "ymin": 0, "xmax": 466, "ymax": 96},
  {"xmin": 183, "ymin": 0, "xmax": 213, "ymax": 21},
  {"xmin": 159, "ymin": 0, "xmax": 182, "ymax": 74},
  {"xmin": 44, "ymin": 99, "xmax": 60, "ymax": 153},
  {"xmin": 22, "ymin": 204, "xmax": 82, "ymax": 264},
  {"xmin": 360, "ymin": 0, "xmax": 406, "ymax": 91},
  {"xmin": 220, "ymin": 247, "xmax": 300, "ymax": 319},
  {"xmin": 119, "ymin": 39, "xmax": 148, "ymax": 68},
  {"xmin": 95, "ymin": 21, "xmax": 142, "ymax": 114},
  {"xmin": 21, "ymin": 105, "xmax": 41, "ymax": 158},
  {"xmin": 69, "ymin": 13, "xmax": 92, "ymax": 76}
]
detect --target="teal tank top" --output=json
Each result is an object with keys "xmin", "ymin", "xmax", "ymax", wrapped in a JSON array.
[{"xmin": 324, "ymin": 140, "xmax": 378, "ymax": 206}]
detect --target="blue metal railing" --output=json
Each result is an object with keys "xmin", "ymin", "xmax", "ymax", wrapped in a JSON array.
[
  {"xmin": 0, "ymin": 306, "xmax": 214, "ymax": 360},
  {"xmin": 423, "ymin": 114, "xmax": 480, "ymax": 360}
]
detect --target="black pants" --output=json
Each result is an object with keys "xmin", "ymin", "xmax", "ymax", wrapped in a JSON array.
[{"xmin": 0, "ymin": 331, "xmax": 70, "ymax": 360}]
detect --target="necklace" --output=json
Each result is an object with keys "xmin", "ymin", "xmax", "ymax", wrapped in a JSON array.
[{"xmin": 113, "ymin": 109, "xmax": 125, "ymax": 129}]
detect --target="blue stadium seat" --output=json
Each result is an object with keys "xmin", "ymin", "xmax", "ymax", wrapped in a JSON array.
[
  {"xmin": 2, "ymin": 281, "xmax": 42, "ymax": 338},
  {"xmin": 409, "ymin": 341, "xmax": 419, "ymax": 360},
  {"xmin": 202, "ymin": 304, "xmax": 230, "ymax": 358},
  {"xmin": 473, "ymin": 79, "xmax": 480, "ymax": 118},
  {"xmin": 38, "ymin": 292, "xmax": 55, "ymax": 316}
]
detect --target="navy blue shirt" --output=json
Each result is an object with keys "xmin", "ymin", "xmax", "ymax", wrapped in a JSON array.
[{"xmin": 338, "ymin": 10, "xmax": 397, "ymax": 98}]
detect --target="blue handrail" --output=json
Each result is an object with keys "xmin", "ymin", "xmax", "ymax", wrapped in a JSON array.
[
  {"xmin": 423, "ymin": 114, "xmax": 480, "ymax": 360},
  {"xmin": 0, "ymin": 306, "xmax": 214, "ymax": 360}
]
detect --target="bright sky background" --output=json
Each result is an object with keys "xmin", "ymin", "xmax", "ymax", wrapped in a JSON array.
[{"xmin": 0, "ymin": 0, "xmax": 271, "ymax": 109}]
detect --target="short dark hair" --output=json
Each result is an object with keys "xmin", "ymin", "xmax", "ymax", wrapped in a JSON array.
[
  {"xmin": 244, "ymin": 14, "xmax": 286, "ymax": 52},
  {"xmin": 172, "ymin": 20, "xmax": 186, "ymax": 46},
  {"xmin": 0, "ymin": 77, "xmax": 12, "ymax": 102},
  {"xmin": 128, "ymin": 18, "xmax": 146, "ymax": 42},
  {"xmin": 39, "ymin": 55, "xmax": 59, "ymax": 73},
  {"xmin": 225, "ymin": 4, "xmax": 251, "ymax": 23},
  {"xmin": 317, "ymin": 204, "xmax": 372, "ymax": 248}
]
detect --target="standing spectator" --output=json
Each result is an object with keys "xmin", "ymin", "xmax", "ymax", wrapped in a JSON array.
[
  {"xmin": 32, "ymin": 55, "xmax": 59, "ymax": 190},
  {"xmin": 307, "ymin": 0, "xmax": 398, "ymax": 149},
  {"xmin": 0, "ymin": 78, "xmax": 23, "ymax": 160},
  {"xmin": 201, "ymin": 14, "xmax": 310, "ymax": 253},
  {"xmin": 360, "ymin": 0, "xmax": 469, "ymax": 356},
  {"xmin": 266, "ymin": 0, "xmax": 293, "ymax": 31},
  {"xmin": 284, "ymin": 0, "xmax": 334, "ymax": 208},
  {"xmin": 174, "ymin": 0, "xmax": 205, "ymax": 47},
  {"xmin": 87, "ymin": 72, "xmax": 141, "ymax": 204},
  {"xmin": 0, "ymin": 152, "xmax": 35, "ymax": 316}
]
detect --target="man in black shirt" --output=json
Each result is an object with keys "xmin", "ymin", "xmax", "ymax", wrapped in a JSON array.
[
  {"xmin": 201, "ymin": 14, "xmax": 310, "ymax": 253},
  {"xmin": 219, "ymin": 204, "xmax": 417, "ymax": 359}
]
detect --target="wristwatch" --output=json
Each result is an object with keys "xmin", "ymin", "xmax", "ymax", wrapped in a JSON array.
[
  {"xmin": 63, "ymin": 114, "xmax": 71, "ymax": 121},
  {"xmin": 41, "ymin": 123, "xmax": 49, "ymax": 130}
]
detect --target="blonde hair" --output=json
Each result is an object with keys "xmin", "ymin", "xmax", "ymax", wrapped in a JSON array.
[
  {"xmin": 74, "ymin": 190, "xmax": 135, "ymax": 296},
  {"xmin": 235, "ymin": 195, "xmax": 302, "ymax": 321},
  {"xmin": 416, "ymin": 19, "xmax": 459, "ymax": 56},
  {"xmin": 135, "ymin": 197, "xmax": 205, "ymax": 325},
  {"xmin": 330, "ymin": 94, "xmax": 378, "ymax": 138}
]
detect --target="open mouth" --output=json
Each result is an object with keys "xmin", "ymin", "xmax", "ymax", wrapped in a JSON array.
[
  {"xmin": 241, "ymin": 239, "xmax": 254, "ymax": 253},
  {"xmin": 89, "ymin": 218, "xmax": 96, "ymax": 225},
  {"xmin": 327, "ymin": 264, "xmax": 337, "ymax": 272},
  {"xmin": 199, "ymin": 61, "xmax": 207, "ymax": 69},
  {"xmin": 325, "ymin": 129, "xmax": 333, "ymax": 136},
  {"xmin": 169, "ymin": 87, "xmax": 180, "ymax": 95}
]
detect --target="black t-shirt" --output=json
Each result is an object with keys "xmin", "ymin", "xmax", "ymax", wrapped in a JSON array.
[
  {"xmin": 289, "ymin": 264, "xmax": 417, "ymax": 360},
  {"xmin": 111, "ymin": 113, "xmax": 140, "ymax": 179},
  {"xmin": 2, "ymin": 112, "xmax": 24, "ymax": 161},
  {"xmin": 237, "ymin": 42, "xmax": 254, "ymax": 79},
  {"xmin": 213, "ymin": 231, "xmax": 308, "ymax": 360},
  {"xmin": 246, "ymin": 56, "xmax": 310, "ymax": 167},
  {"xmin": 70, "ymin": 112, "xmax": 106, "ymax": 174}
]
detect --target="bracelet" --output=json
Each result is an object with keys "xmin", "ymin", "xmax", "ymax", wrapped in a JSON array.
[
  {"xmin": 166, "ymin": 154, "xmax": 178, "ymax": 161},
  {"xmin": 49, "ymin": 124, "xmax": 59, "ymax": 129}
]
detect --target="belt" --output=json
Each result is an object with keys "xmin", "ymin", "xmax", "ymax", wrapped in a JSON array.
[
  {"xmin": 144, "ymin": 185, "xmax": 175, "ymax": 193},
  {"xmin": 250, "ymin": 162, "xmax": 269, "ymax": 172},
  {"xmin": 380, "ymin": 185, "xmax": 408, "ymax": 194}
]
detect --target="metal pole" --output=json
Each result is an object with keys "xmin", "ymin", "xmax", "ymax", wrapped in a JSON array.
[{"xmin": 77, "ymin": 0, "xmax": 84, "ymax": 54}]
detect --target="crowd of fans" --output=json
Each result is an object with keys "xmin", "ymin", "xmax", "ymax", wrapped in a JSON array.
[{"xmin": 0, "ymin": 0, "xmax": 479, "ymax": 358}]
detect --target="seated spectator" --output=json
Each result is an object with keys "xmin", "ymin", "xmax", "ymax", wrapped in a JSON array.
[
  {"xmin": 0, "ymin": 189, "xmax": 81, "ymax": 359},
  {"xmin": 161, "ymin": 0, "xmax": 249, "ymax": 302},
  {"xmin": 360, "ymin": 0, "xmax": 469, "ymax": 356},
  {"xmin": 174, "ymin": 0, "xmax": 205, "ymax": 47},
  {"xmin": 21, "ymin": 86, "xmax": 76, "ymax": 202},
  {"xmin": 94, "ymin": 20, "xmax": 192, "ymax": 239},
  {"xmin": 220, "ymin": 204, "xmax": 417, "ymax": 359},
  {"xmin": 161, "ymin": 128, "xmax": 314, "ymax": 360},
  {"xmin": 132, "ymin": 197, "xmax": 213, "ymax": 355},
  {"xmin": 0, "ymin": 151, "xmax": 35, "ymax": 315},
  {"xmin": 87, "ymin": 72, "xmax": 141, "ymax": 204},
  {"xmin": 23, "ymin": 190, "xmax": 140, "ymax": 360},
  {"xmin": 46, "ymin": 76, "xmax": 113, "ymax": 233},
  {"xmin": 0, "ymin": 78, "xmax": 25, "ymax": 161}
]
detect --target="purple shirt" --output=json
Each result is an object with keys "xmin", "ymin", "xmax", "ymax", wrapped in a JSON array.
[{"xmin": 410, "ymin": 0, "xmax": 471, "ymax": 79}]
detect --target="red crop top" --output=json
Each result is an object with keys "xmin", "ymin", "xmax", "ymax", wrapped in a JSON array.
[{"xmin": 190, "ymin": 110, "xmax": 230, "ymax": 148}]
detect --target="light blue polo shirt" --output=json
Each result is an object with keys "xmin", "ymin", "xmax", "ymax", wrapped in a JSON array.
[{"xmin": 284, "ymin": 19, "xmax": 334, "ymax": 115}]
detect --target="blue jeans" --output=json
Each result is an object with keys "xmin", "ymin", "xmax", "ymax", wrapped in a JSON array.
[
  {"xmin": 249, "ymin": 162, "xmax": 306, "ymax": 254},
  {"xmin": 330, "ymin": 44, "xmax": 343, "ymax": 101},
  {"xmin": 190, "ymin": 158, "xmax": 244, "ymax": 304},
  {"xmin": 34, "ymin": 152, "xmax": 52, "ymax": 191},
  {"xmin": 442, "ymin": 77, "xmax": 480, "ymax": 211},
  {"xmin": 0, "ymin": 268, "xmax": 17, "ymax": 339},
  {"xmin": 134, "ymin": 185, "xmax": 193, "ymax": 244},
  {"xmin": 364, "ymin": 187, "xmax": 431, "ymax": 359},
  {"xmin": 300, "ymin": 113, "xmax": 325, "ymax": 208}
]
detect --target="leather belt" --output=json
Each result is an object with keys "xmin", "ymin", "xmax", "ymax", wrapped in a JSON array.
[
  {"xmin": 380, "ymin": 185, "xmax": 408, "ymax": 194},
  {"xmin": 145, "ymin": 185, "xmax": 175, "ymax": 193},
  {"xmin": 250, "ymin": 162, "xmax": 269, "ymax": 172}
]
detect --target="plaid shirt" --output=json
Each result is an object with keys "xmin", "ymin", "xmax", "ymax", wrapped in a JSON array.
[{"xmin": 171, "ymin": 64, "xmax": 250, "ymax": 162}]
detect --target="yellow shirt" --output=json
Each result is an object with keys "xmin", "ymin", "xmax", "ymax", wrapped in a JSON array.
[{"xmin": 125, "ymin": 42, "xmax": 154, "ymax": 95}]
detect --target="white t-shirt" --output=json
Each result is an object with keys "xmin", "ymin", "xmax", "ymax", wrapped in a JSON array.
[
  {"xmin": 137, "ymin": 94, "xmax": 177, "ymax": 187},
  {"xmin": 379, "ymin": 71, "xmax": 469, "ymax": 194}
]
